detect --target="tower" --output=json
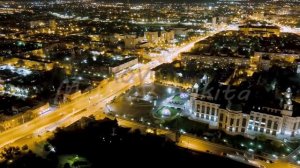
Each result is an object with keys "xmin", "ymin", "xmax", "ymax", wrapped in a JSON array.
[
  {"xmin": 283, "ymin": 87, "xmax": 293, "ymax": 111},
  {"xmin": 192, "ymin": 83, "xmax": 199, "ymax": 93},
  {"xmin": 281, "ymin": 87, "xmax": 294, "ymax": 136}
]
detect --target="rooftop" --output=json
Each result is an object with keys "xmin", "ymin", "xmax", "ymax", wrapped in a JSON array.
[{"xmin": 239, "ymin": 24, "xmax": 280, "ymax": 29}]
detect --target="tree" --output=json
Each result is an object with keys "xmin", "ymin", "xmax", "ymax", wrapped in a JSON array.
[
  {"xmin": 257, "ymin": 134, "xmax": 267, "ymax": 142},
  {"xmin": 0, "ymin": 147, "xmax": 21, "ymax": 160},
  {"xmin": 22, "ymin": 145, "xmax": 29, "ymax": 151}
]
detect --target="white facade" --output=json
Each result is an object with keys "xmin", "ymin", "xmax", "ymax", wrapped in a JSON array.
[
  {"xmin": 109, "ymin": 58, "xmax": 138, "ymax": 74},
  {"xmin": 190, "ymin": 86, "xmax": 300, "ymax": 140},
  {"xmin": 192, "ymin": 100, "xmax": 219, "ymax": 126}
]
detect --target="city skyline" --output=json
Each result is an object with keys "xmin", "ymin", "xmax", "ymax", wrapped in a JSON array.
[{"xmin": 0, "ymin": 0, "xmax": 299, "ymax": 167}]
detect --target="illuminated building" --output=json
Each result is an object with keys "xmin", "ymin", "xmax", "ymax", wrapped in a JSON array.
[
  {"xmin": 160, "ymin": 30, "xmax": 175, "ymax": 43},
  {"xmin": 239, "ymin": 24, "xmax": 280, "ymax": 37},
  {"xmin": 49, "ymin": 20, "xmax": 57, "ymax": 30},
  {"xmin": 190, "ymin": 84, "xmax": 300, "ymax": 140},
  {"xmin": 144, "ymin": 31, "xmax": 159, "ymax": 44}
]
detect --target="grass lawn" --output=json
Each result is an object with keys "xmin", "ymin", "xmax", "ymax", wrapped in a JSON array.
[
  {"xmin": 172, "ymin": 95, "xmax": 183, "ymax": 102},
  {"xmin": 163, "ymin": 116, "xmax": 208, "ymax": 134}
]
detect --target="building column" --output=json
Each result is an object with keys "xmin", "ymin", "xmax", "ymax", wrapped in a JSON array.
[
  {"xmin": 208, "ymin": 105, "xmax": 212, "ymax": 118},
  {"xmin": 270, "ymin": 119, "xmax": 275, "ymax": 135},
  {"xmin": 295, "ymin": 122, "xmax": 300, "ymax": 135}
]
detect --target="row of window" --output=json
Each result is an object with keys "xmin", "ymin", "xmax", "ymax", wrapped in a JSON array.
[
  {"xmin": 219, "ymin": 113, "xmax": 247, "ymax": 127},
  {"xmin": 248, "ymin": 126, "xmax": 277, "ymax": 136},
  {"xmin": 194, "ymin": 113, "xmax": 216, "ymax": 122},
  {"xmin": 249, "ymin": 115, "xmax": 279, "ymax": 130},
  {"xmin": 218, "ymin": 123, "xmax": 247, "ymax": 133},
  {"xmin": 196, "ymin": 104, "xmax": 217, "ymax": 116}
]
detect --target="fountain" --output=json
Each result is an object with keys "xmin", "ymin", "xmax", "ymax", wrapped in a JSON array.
[{"xmin": 162, "ymin": 108, "xmax": 171, "ymax": 116}]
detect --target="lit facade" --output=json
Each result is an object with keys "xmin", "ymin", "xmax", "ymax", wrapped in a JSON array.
[
  {"xmin": 144, "ymin": 31, "xmax": 159, "ymax": 44},
  {"xmin": 190, "ymin": 85, "xmax": 300, "ymax": 140},
  {"xmin": 239, "ymin": 24, "xmax": 280, "ymax": 37}
]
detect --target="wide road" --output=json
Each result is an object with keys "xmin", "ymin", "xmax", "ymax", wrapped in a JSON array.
[
  {"xmin": 0, "ymin": 32, "xmax": 213, "ymax": 150},
  {"xmin": 177, "ymin": 135, "xmax": 298, "ymax": 168}
]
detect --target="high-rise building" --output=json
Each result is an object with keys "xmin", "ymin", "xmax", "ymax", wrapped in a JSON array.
[{"xmin": 212, "ymin": 17, "xmax": 217, "ymax": 27}]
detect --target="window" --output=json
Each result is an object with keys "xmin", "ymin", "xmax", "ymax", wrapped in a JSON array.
[
  {"xmin": 266, "ymin": 129, "xmax": 270, "ymax": 134},
  {"xmin": 219, "ymin": 123, "xmax": 223, "ymax": 128},
  {"xmin": 220, "ymin": 113, "xmax": 224, "ymax": 122},
  {"xmin": 230, "ymin": 118, "xmax": 234, "ymax": 126},
  {"xmin": 260, "ymin": 128, "xmax": 264, "ymax": 133},
  {"xmin": 211, "ymin": 108, "xmax": 215, "ymax": 116},
  {"xmin": 206, "ymin": 107, "xmax": 210, "ymax": 114},
  {"xmin": 248, "ymin": 126, "xmax": 253, "ymax": 130},
  {"xmin": 262, "ymin": 118, "xmax": 266, "ymax": 123},
  {"xmin": 254, "ymin": 126, "xmax": 258, "ymax": 131},
  {"xmin": 197, "ymin": 104, "xmax": 200, "ymax": 112},
  {"xmin": 273, "ymin": 122, "xmax": 278, "ymax": 130},
  {"xmin": 242, "ymin": 118, "xmax": 247, "ymax": 127},
  {"xmin": 272, "ymin": 131, "xmax": 276, "ymax": 136},
  {"xmin": 250, "ymin": 116, "xmax": 254, "ymax": 120},
  {"xmin": 237, "ymin": 119, "xmax": 240, "ymax": 126},
  {"xmin": 241, "ymin": 128, "xmax": 245, "ymax": 133},
  {"xmin": 267, "ymin": 120, "xmax": 272, "ymax": 128},
  {"xmin": 201, "ymin": 106, "xmax": 205, "ymax": 114}
]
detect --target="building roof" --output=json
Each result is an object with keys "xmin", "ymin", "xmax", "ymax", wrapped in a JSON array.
[
  {"xmin": 239, "ymin": 24, "xmax": 280, "ymax": 29},
  {"xmin": 226, "ymin": 103, "xmax": 243, "ymax": 112},
  {"xmin": 251, "ymin": 106, "xmax": 282, "ymax": 117}
]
